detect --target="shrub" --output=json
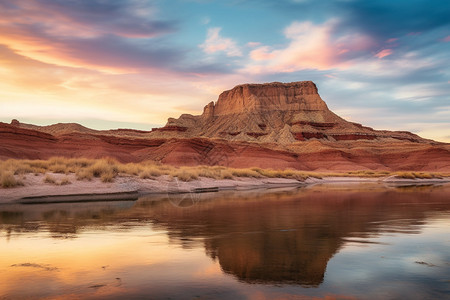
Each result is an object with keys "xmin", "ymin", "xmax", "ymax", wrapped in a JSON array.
[
  {"xmin": 1, "ymin": 172, "xmax": 22, "ymax": 188},
  {"xmin": 60, "ymin": 177, "xmax": 72, "ymax": 185},
  {"xmin": 76, "ymin": 168, "xmax": 93, "ymax": 181},
  {"xmin": 13, "ymin": 163, "xmax": 33, "ymax": 175},
  {"xmin": 176, "ymin": 170, "xmax": 198, "ymax": 182},
  {"xmin": 230, "ymin": 168, "xmax": 263, "ymax": 178},
  {"xmin": 144, "ymin": 165, "xmax": 163, "ymax": 176},
  {"xmin": 197, "ymin": 167, "xmax": 217, "ymax": 178},
  {"xmin": 118, "ymin": 163, "xmax": 141, "ymax": 175},
  {"xmin": 139, "ymin": 167, "xmax": 163, "ymax": 179},
  {"xmin": 101, "ymin": 171, "xmax": 115, "ymax": 183},
  {"xmin": 28, "ymin": 160, "xmax": 48, "ymax": 170},
  {"xmin": 49, "ymin": 163, "xmax": 68, "ymax": 174},
  {"xmin": 395, "ymin": 172, "xmax": 416, "ymax": 179},
  {"xmin": 33, "ymin": 167, "xmax": 47, "ymax": 175},
  {"xmin": 139, "ymin": 171, "xmax": 151, "ymax": 179},
  {"xmin": 89, "ymin": 160, "xmax": 110, "ymax": 177},
  {"xmin": 88, "ymin": 159, "xmax": 118, "ymax": 178},
  {"xmin": 219, "ymin": 169, "xmax": 234, "ymax": 179},
  {"xmin": 44, "ymin": 175, "xmax": 57, "ymax": 184}
]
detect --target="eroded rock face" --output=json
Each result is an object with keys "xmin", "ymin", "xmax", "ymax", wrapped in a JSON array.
[
  {"xmin": 152, "ymin": 81, "xmax": 428, "ymax": 145},
  {"xmin": 2, "ymin": 81, "xmax": 449, "ymax": 171},
  {"xmin": 212, "ymin": 81, "xmax": 327, "ymax": 115}
]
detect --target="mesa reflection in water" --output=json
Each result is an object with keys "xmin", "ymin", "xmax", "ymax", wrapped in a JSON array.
[{"xmin": 1, "ymin": 184, "xmax": 449, "ymax": 291}]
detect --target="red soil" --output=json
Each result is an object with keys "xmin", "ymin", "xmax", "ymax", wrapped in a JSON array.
[{"xmin": 1, "ymin": 122, "xmax": 449, "ymax": 171}]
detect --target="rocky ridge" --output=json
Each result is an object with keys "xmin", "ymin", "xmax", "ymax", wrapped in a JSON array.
[{"xmin": 151, "ymin": 81, "xmax": 429, "ymax": 145}]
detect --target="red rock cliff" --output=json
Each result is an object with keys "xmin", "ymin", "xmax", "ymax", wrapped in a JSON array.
[{"xmin": 211, "ymin": 81, "xmax": 328, "ymax": 116}]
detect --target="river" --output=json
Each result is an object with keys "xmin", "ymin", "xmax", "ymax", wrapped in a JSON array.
[{"xmin": 1, "ymin": 183, "xmax": 449, "ymax": 299}]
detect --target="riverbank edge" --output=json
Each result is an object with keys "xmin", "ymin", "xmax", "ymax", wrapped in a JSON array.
[{"xmin": 1, "ymin": 173, "xmax": 450, "ymax": 204}]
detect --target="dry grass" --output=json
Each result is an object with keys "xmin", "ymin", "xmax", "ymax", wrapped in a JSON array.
[
  {"xmin": 60, "ymin": 177, "xmax": 72, "ymax": 185},
  {"xmin": 343, "ymin": 170, "xmax": 391, "ymax": 177},
  {"xmin": 43, "ymin": 174, "xmax": 72, "ymax": 185},
  {"xmin": 1, "ymin": 157, "xmax": 449, "ymax": 188},
  {"xmin": 1, "ymin": 171, "xmax": 23, "ymax": 188},
  {"xmin": 139, "ymin": 168, "xmax": 163, "ymax": 179},
  {"xmin": 76, "ymin": 168, "xmax": 93, "ymax": 181},
  {"xmin": 394, "ymin": 171, "xmax": 443, "ymax": 179},
  {"xmin": 174, "ymin": 169, "xmax": 199, "ymax": 182},
  {"xmin": 44, "ymin": 175, "xmax": 57, "ymax": 184},
  {"xmin": 247, "ymin": 167, "xmax": 320, "ymax": 180},
  {"xmin": 101, "ymin": 170, "xmax": 115, "ymax": 183}
]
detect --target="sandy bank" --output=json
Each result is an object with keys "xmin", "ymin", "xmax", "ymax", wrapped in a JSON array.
[{"xmin": 1, "ymin": 173, "xmax": 449, "ymax": 204}]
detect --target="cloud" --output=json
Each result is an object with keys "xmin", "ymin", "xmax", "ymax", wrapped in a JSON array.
[
  {"xmin": 199, "ymin": 27, "xmax": 243, "ymax": 57},
  {"xmin": 0, "ymin": 0, "xmax": 183, "ymax": 73},
  {"xmin": 0, "ymin": 0, "xmax": 448, "ymax": 143},
  {"xmin": 265, "ymin": 1, "xmax": 450, "ymax": 46},
  {"xmin": 247, "ymin": 42, "xmax": 262, "ymax": 48},
  {"xmin": 249, "ymin": 46, "xmax": 276, "ymax": 61},
  {"xmin": 0, "ymin": 43, "xmax": 249, "ymax": 129},
  {"xmin": 0, "ymin": 28, "xmax": 183, "ymax": 73},
  {"xmin": 375, "ymin": 49, "xmax": 393, "ymax": 58},
  {"xmin": 0, "ymin": 0, "xmax": 175, "ymax": 39},
  {"xmin": 244, "ymin": 20, "xmax": 374, "ymax": 73}
]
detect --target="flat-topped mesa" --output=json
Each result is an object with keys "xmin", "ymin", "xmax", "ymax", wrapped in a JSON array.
[
  {"xmin": 206, "ymin": 81, "xmax": 328, "ymax": 117},
  {"xmin": 151, "ymin": 80, "xmax": 431, "ymax": 144}
]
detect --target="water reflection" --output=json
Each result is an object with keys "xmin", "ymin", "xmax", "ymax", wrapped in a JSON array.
[
  {"xmin": 141, "ymin": 184, "xmax": 450, "ymax": 286},
  {"xmin": 0, "ymin": 184, "xmax": 449, "ymax": 299}
]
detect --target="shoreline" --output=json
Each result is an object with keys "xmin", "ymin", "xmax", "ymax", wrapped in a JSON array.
[{"xmin": 1, "ymin": 173, "xmax": 449, "ymax": 204}]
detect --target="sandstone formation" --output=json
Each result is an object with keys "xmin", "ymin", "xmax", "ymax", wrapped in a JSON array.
[
  {"xmin": 150, "ymin": 81, "xmax": 428, "ymax": 145},
  {"xmin": 1, "ymin": 81, "xmax": 450, "ymax": 171}
]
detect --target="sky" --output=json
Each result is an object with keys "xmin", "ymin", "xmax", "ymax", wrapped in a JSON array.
[{"xmin": 0, "ymin": 0, "xmax": 449, "ymax": 142}]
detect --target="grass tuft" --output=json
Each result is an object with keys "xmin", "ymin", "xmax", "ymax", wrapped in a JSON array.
[
  {"xmin": 1, "ymin": 172, "xmax": 23, "ymax": 188},
  {"xmin": 60, "ymin": 177, "xmax": 72, "ymax": 185},
  {"xmin": 44, "ymin": 175, "xmax": 57, "ymax": 184},
  {"xmin": 76, "ymin": 168, "xmax": 93, "ymax": 181},
  {"xmin": 175, "ymin": 170, "xmax": 199, "ymax": 182},
  {"xmin": 101, "ymin": 171, "xmax": 115, "ymax": 183}
]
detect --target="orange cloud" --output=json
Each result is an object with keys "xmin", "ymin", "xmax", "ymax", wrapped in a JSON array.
[
  {"xmin": 0, "ymin": 44, "xmax": 250, "ymax": 129},
  {"xmin": 0, "ymin": 1, "xmax": 180, "ymax": 75}
]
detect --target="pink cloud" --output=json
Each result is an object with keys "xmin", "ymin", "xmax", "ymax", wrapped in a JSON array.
[
  {"xmin": 0, "ymin": 1, "xmax": 179, "ymax": 74},
  {"xmin": 441, "ymin": 35, "xmax": 450, "ymax": 42},
  {"xmin": 249, "ymin": 46, "xmax": 276, "ymax": 61},
  {"xmin": 243, "ymin": 20, "xmax": 374, "ymax": 73},
  {"xmin": 375, "ymin": 49, "xmax": 393, "ymax": 59},
  {"xmin": 0, "ymin": 1, "xmax": 172, "ymax": 39},
  {"xmin": 386, "ymin": 38, "xmax": 398, "ymax": 43},
  {"xmin": 199, "ymin": 27, "xmax": 242, "ymax": 57},
  {"xmin": 246, "ymin": 42, "xmax": 261, "ymax": 48}
]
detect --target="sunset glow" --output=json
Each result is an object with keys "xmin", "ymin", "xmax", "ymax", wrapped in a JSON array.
[{"xmin": 0, "ymin": 0, "xmax": 449, "ymax": 141}]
